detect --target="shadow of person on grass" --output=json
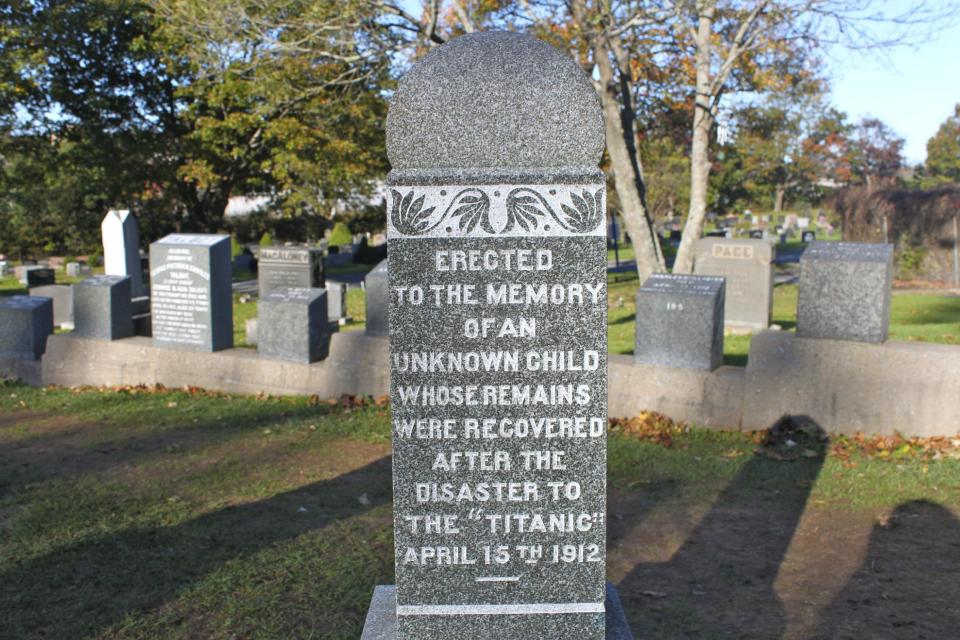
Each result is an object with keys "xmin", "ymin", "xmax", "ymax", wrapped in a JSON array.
[
  {"xmin": 811, "ymin": 499, "xmax": 960, "ymax": 640},
  {"xmin": 615, "ymin": 415, "xmax": 827, "ymax": 639},
  {"xmin": 0, "ymin": 454, "xmax": 393, "ymax": 639}
]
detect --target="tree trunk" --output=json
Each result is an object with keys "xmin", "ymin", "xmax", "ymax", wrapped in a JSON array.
[
  {"xmin": 593, "ymin": 40, "xmax": 664, "ymax": 283},
  {"xmin": 774, "ymin": 184, "xmax": 785, "ymax": 212},
  {"xmin": 673, "ymin": 5, "xmax": 716, "ymax": 274}
]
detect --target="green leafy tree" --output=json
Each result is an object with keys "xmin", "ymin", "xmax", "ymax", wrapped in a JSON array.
[
  {"xmin": 150, "ymin": 0, "xmax": 391, "ymax": 229},
  {"xmin": 925, "ymin": 104, "xmax": 960, "ymax": 185},
  {"xmin": 328, "ymin": 221, "xmax": 352, "ymax": 247}
]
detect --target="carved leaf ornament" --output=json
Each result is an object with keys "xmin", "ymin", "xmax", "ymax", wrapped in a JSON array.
[{"xmin": 389, "ymin": 187, "xmax": 604, "ymax": 236}]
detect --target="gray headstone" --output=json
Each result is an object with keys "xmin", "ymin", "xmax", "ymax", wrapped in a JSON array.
[
  {"xmin": 0, "ymin": 295, "xmax": 53, "ymax": 359},
  {"xmin": 245, "ymin": 318, "xmax": 258, "ymax": 346},
  {"xmin": 364, "ymin": 259, "xmax": 389, "ymax": 336},
  {"xmin": 797, "ymin": 241, "xmax": 893, "ymax": 343},
  {"xmin": 635, "ymin": 274, "xmax": 725, "ymax": 371},
  {"xmin": 257, "ymin": 245, "xmax": 324, "ymax": 297},
  {"xmin": 22, "ymin": 266, "xmax": 56, "ymax": 287},
  {"xmin": 72, "ymin": 275, "xmax": 134, "ymax": 340},
  {"xmin": 802, "ymin": 230, "xmax": 816, "ymax": 243},
  {"xmin": 694, "ymin": 238, "xmax": 773, "ymax": 331},
  {"xmin": 0, "ymin": 263, "xmax": 8, "ymax": 279},
  {"xmin": 65, "ymin": 262, "xmax": 81, "ymax": 277},
  {"xmin": 102, "ymin": 209, "xmax": 145, "ymax": 297},
  {"xmin": 257, "ymin": 287, "xmax": 329, "ymax": 363},
  {"xmin": 365, "ymin": 31, "xmax": 620, "ymax": 640},
  {"xmin": 325, "ymin": 280, "xmax": 350, "ymax": 324},
  {"xmin": 149, "ymin": 234, "xmax": 233, "ymax": 352},
  {"xmin": 28, "ymin": 284, "xmax": 74, "ymax": 328}
]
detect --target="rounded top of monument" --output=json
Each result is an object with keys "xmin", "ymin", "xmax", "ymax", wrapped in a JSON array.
[{"xmin": 387, "ymin": 31, "xmax": 604, "ymax": 173}]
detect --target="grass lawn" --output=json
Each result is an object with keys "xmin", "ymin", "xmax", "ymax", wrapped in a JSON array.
[{"xmin": 1, "ymin": 384, "xmax": 958, "ymax": 638}]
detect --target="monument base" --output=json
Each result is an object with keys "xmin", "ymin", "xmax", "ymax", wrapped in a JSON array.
[{"xmin": 360, "ymin": 582, "xmax": 633, "ymax": 640}]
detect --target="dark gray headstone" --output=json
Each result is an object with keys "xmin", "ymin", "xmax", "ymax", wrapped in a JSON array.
[
  {"xmin": 23, "ymin": 266, "xmax": 56, "ymax": 287},
  {"xmin": 693, "ymin": 238, "xmax": 773, "ymax": 331},
  {"xmin": 149, "ymin": 234, "xmax": 233, "ymax": 352},
  {"xmin": 364, "ymin": 259, "xmax": 389, "ymax": 336},
  {"xmin": 0, "ymin": 295, "xmax": 53, "ymax": 359},
  {"xmin": 257, "ymin": 246, "xmax": 324, "ymax": 297},
  {"xmin": 797, "ymin": 241, "xmax": 893, "ymax": 343},
  {"xmin": 28, "ymin": 284, "xmax": 74, "ymax": 328},
  {"xmin": 802, "ymin": 230, "xmax": 816, "ymax": 243},
  {"xmin": 635, "ymin": 274, "xmax": 725, "ymax": 371},
  {"xmin": 73, "ymin": 275, "xmax": 133, "ymax": 340},
  {"xmin": 365, "ymin": 31, "xmax": 620, "ymax": 640},
  {"xmin": 257, "ymin": 287, "xmax": 329, "ymax": 363},
  {"xmin": 102, "ymin": 209, "xmax": 146, "ymax": 297}
]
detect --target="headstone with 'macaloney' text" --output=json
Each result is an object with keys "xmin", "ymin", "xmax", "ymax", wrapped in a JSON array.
[{"xmin": 361, "ymin": 31, "xmax": 632, "ymax": 640}]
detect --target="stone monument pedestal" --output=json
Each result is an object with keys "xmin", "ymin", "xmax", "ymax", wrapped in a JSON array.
[{"xmin": 361, "ymin": 583, "xmax": 634, "ymax": 640}]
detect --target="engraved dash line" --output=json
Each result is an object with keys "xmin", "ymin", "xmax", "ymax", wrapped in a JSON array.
[
  {"xmin": 396, "ymin": 602, "xmax": 606, "ymax": 616},
  {"xmin": 475, "ymin": 576, "xmax": 521, "ymax": 583}
]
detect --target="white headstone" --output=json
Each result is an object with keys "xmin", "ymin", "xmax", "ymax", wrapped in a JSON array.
[{"xmin": 101, "ymin": 209, "xmax": 145, "ymax": 296}]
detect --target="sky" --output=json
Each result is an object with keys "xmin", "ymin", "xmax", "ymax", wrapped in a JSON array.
[{"xmin": 825, "ymin": 11, "xmax": 960, "ymax": 165}]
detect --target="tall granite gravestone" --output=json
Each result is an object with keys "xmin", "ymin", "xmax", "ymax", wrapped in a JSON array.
[
  {"xmin": 0, "ymin": 296, "xmax": 53, "ymax": 358},
  {"xmin": 694, "ymin": 237, "xmax": 773, "ymax": 331},
  {"xmin": 635, "ymin": 274, "xmax": 725, "ymax": 371},
  {"xmin": 257, "ymin": 245, "xmax": 324, "ymax": 297},
  {"xmin": 364, "ymin": 259, "xmax": 389, "ymax": 337},
  {"xmin": 361, "ymin": 32, "xmax": 631, "ymax": 640},
  {"xmin": 257, "ymin": 288, "xmax": 329, "ymax": 362},
  {"xmin": 149, "ymin": 234, "xmax": 233, "ymax": 352},
  {"xmin": 102, "ymin": 209, "xmax": 145, "ymax": 297},
  {"xmin": 797, "ymin": 241, "xmax": 894, "ymax": 343},
  {"xmin": 73, "ymin": 275, "xmax": 134, "ymax": 340}
]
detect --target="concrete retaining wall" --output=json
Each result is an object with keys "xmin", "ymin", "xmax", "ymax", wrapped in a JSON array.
[
  {"xmin": 742, "ymin": 330, "xmax": 960, "ymax": 437},
  {"xmin": 9, "ymin": 330, "xmax": 960, "ymax": 437},
  {"xmin": 0, "ymin": 356, "xmax": 42, "ymax": 386},
  {"xmin": 608, "ymin": 355, "xmax": 743, "ymax": 427},
  {"xmin": 41, "ymin": 332, "xmax": 390, "ymax": 398}
]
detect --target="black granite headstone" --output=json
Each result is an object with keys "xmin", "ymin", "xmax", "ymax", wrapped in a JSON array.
[
  {"xmin": 362, "ymin": 31, "xmax": 630, "ymax": 640},
  {"xmin": 149, "ymin": 234, "xmax": 233, "ymax": 352}
]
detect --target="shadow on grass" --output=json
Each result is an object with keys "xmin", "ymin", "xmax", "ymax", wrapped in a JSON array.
[
  {"xmin": 0, "ymin": 402, "xmax": 344, "ymax": 491},
  {"xmin": 615, "ymin": 416, "xmax": 827, "ymax": 639},
  {"xmin": 722, "ymin": 353, "xmax": 748, "ymax": 367},
  {"xmin": 813, "ymin": 499, "xmax": 960, "ymax": 638},
  {"xmin": 609, "ymin": 312, "xmax": 636, "ymax": 327},
  {"xmin": 0, "ymin": 454, "xmax": 393, "ymax": 639}
]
